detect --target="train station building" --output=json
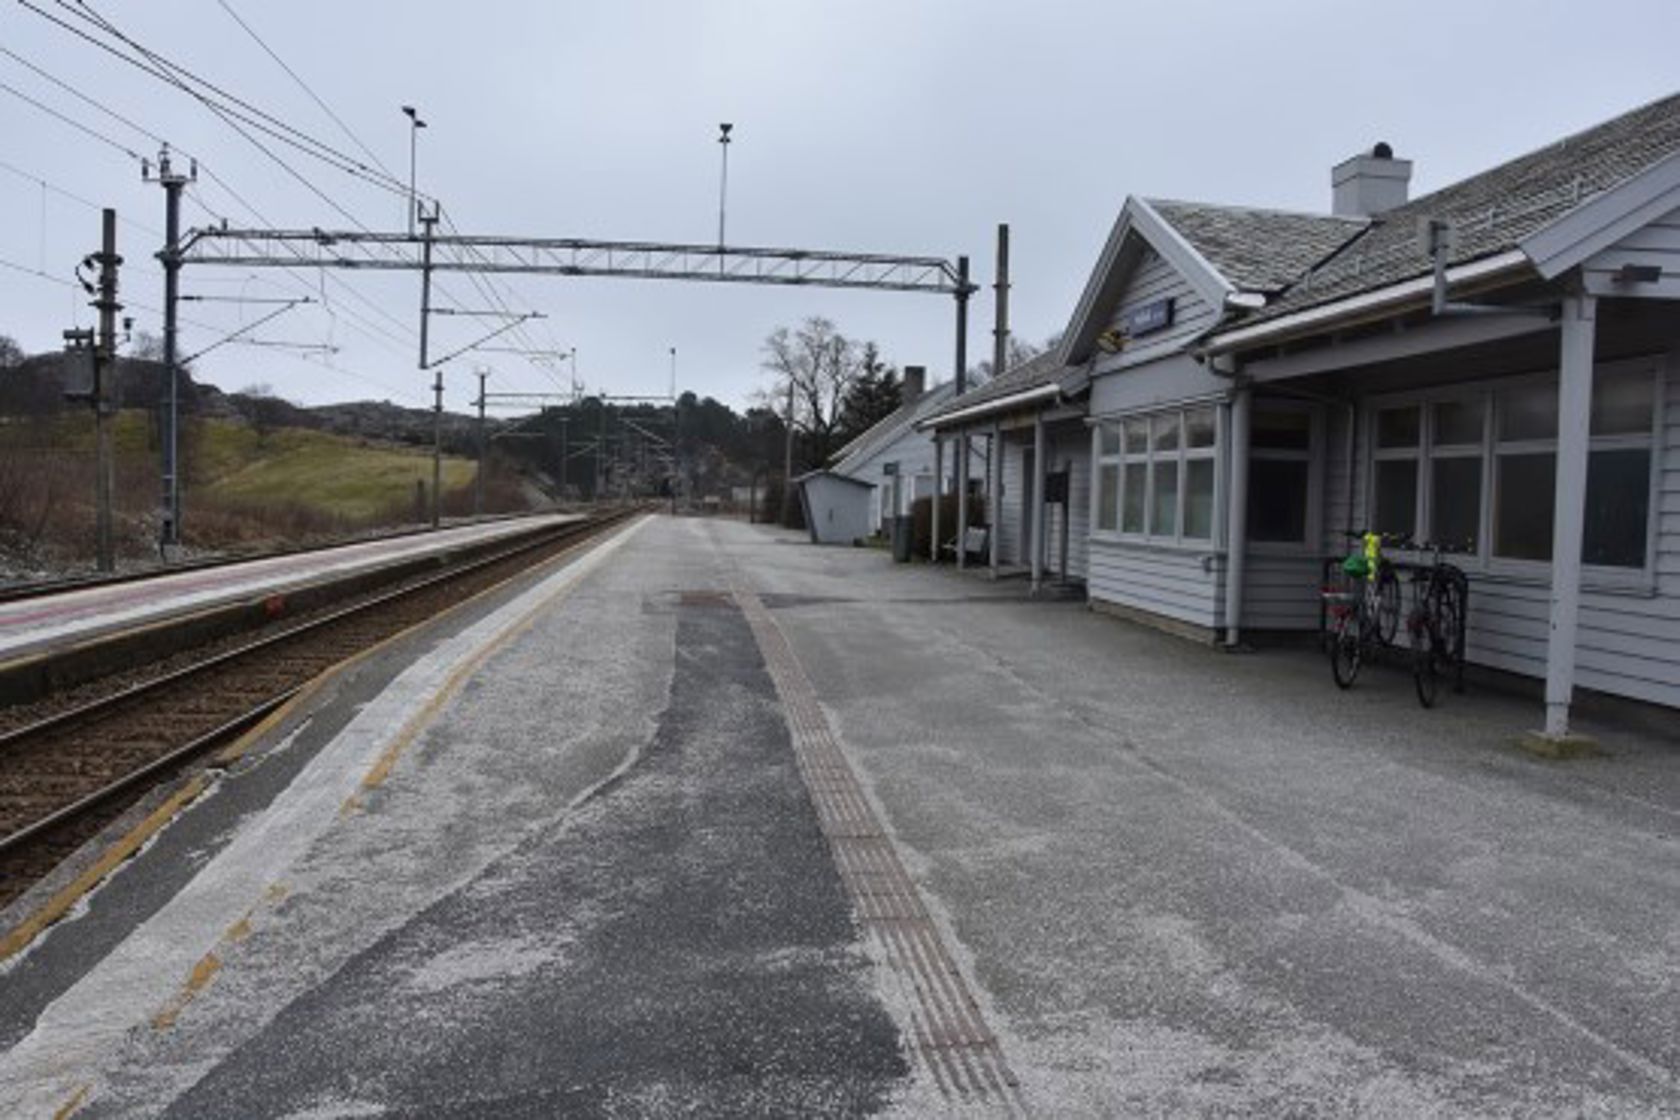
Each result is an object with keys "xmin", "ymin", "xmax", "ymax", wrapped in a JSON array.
[{"xmin": 929, "ymin": 91, "xmax": 1680, "ymax": 740}]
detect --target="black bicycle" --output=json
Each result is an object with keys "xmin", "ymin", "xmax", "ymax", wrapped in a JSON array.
[{"xmin": 1405, "ymin": 541, "xmax": 1468, "ymax": 708}]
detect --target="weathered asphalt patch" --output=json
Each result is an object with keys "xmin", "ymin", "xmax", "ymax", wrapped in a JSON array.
[
  {"xmin": 733, "ymin": 584, "xmax": 1023, "ymax": 1113},
  {"xmin": 154, "ymin": 596, "xmax": 908, "ymax": 1118}
]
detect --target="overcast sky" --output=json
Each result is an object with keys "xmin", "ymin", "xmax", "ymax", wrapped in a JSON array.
[{"xmin": 2, "ymin": 1, "xmax": 1677, "ymax": 416}]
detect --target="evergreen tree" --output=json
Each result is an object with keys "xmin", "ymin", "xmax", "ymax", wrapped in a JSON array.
[{"xmin": 837, "ymin": 341, "xmax": 901, "ymax": 442}]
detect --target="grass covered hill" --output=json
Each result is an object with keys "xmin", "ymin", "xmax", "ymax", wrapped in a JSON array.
[{"xmin": 0, "ymin": 408, "xmax": 522, "ymax": 579}]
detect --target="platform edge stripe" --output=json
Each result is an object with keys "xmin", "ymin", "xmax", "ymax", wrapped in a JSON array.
[{"xmin": 730, "ymin": 583, "xmax": 1022, "ymax": 1108}]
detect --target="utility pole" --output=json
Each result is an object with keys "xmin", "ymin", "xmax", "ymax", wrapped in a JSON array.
[
  {"xmin": 670, "ymin": 346, "xmax": 679, "ymax": 514},
  {"xmin": 596, "ymin": 401, "xmax": 607, "ymax": 503},
  {"xmin": 473, "ymin": 367, "xmax": 488, "ymax": 517},
  {"xmin": 90, "ymin": 209, "xmax": 122, "ymax": 571},
  {"xmin": 952, "ymin": 254, "xmax": 971, "ymax": 566},
  {"xmin": 779, "ymin": 378, "xmax": 795, "ymax": 526},
  {"xmin": 559, "ymin": 414, "xmax": 569, "ymax": 502},
  {"xmin": 419, "ymin": 200, "xmax": 441, "ymax": 530},
  {"xmin": 417, "ymin": 203, "xmax": 437, "ymax": 369},
  {"xmin": 144, "ymin": 146, "xmax": 194, "ymax": 551},
  {"xmin": 431, "ymin": 368, "xmax": 444, "ymax": 529},
  {"xmin": 991, "ymin": 225, "xmax": 1010, "ymax": 384}
]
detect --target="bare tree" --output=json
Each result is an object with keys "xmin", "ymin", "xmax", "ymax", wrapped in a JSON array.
[
  {"xmin": 130, "ymin": 330, "xmax": 166, "ymax": 362},
  {"xmin": 757, "ymin": 316, "xmax": 865, "ymax": 466},
  {"xmin": 0, "ymin": 335, "xmax": 22, "ymax": 369},
  {"xmin": 968, "ymin": 333, "xmax": 1055, "ymax": 384}
]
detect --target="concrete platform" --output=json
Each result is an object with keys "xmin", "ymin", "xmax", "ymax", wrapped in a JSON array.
[
  {"xmin": 2, "ymin": 516, "xmax": 1677, "ymax": 1116},
  {"xmin": 0, "ymin": 513, "xmax": 582, "ymax": 664}
]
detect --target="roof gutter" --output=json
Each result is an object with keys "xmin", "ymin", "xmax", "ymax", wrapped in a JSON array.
[
  {"xmin": 917, "ymin": 382, "xmax": 1061, "ymax": 431},
  {"xmin": 1199, "ymin": 249, "xmax": 1533, "ymax": 357}
]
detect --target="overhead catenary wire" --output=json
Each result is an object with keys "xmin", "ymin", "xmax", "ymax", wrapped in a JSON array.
[
  {"xmin": 0, "ymin": 36, "xmax": 427, "ymax": 385},
  {"xmin": 19, "ymin": 0, "xmax": 416, "ymax": 199},
  {"xmin": 0, "ymin": 155, "xmax": 164, "ymax": 238},
  {"xmin": 213, "ymin": 0, "xmax": 399, "ymax": 182},
  {"xmin": 63, "ymin": 0, "xmax": 544, "ymax": 401},
  {"xmin": 0, "ymin": 74, "xmax": 143, "ymax": 161},
  {"xmin": 11, "ymin": 2, "xmax": 537, "ymax": 406}
]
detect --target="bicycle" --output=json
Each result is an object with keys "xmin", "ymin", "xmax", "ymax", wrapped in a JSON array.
[
  {"xmin": 1405, "ymin": 541, "xmax": 1467, "ymax": 708},
  {"xmin": 1324, "ymin": 530, "xmax": 1403, "ymax": 689}
]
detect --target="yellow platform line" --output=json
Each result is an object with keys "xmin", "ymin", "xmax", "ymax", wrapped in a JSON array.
[{"xmin": 0, "ymin": 516, "xmax": 641, "ymax": 964}]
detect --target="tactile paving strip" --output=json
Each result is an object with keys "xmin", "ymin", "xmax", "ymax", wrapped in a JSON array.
[{"xmin": 733, "ymin": 586, "xmax": 1024, "ymax": 1110}]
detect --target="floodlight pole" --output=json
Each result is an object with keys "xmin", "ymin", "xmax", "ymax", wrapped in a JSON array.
[
  {"xmin": 402, "ymin": 105, "xmax": 426, "ymax": 235},
  {"xmin": 717, "ymin": 123, "xmax": 733, "ymax": 249}
]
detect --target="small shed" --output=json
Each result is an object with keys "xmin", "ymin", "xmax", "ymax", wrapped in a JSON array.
[{"xmin": 796, "ymin": 470, "xmax": 874, "ymax": 545}]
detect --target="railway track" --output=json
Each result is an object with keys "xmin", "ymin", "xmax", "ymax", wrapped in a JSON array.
[
  {"xmin": 0, "ymin": 511, "xmax": 542, "ymax": 605},
  {"xmin": 0, "ymin": 510, "xmax": 633, "ymax": 913}
]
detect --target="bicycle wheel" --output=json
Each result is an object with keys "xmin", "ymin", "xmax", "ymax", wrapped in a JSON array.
[
  {"xmin": 1412, "ymin": 612, "xmax": 1439, "ymax": 708},
  {"xmin": 1434, "ymin": 576, "xmax": 1466, "ymax": 691},
  {"xmin": 1376, "ymin": 567, "xmax": 1401, "ymax": 646},
  {"xmin": 1331, "ymin": 611, "xmax": 1363, "ymax": 690}
]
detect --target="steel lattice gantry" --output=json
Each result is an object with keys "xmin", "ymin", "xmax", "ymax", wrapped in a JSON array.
[{"xmin": 178, "ymin": 228, "xmax": 973, "ymax": 296}]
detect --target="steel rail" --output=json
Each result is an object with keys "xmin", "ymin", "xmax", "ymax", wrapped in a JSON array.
[
  {"xmin": 0, "ymin": 692, "xmax": 295, "ymax": 858},
  {"xmin": 0, "ymin": 513, "xmax": 617, "ymax": 754},
  {"xmin": 0, "ymin": 510, "xmax": 631, "ymax": 859}
]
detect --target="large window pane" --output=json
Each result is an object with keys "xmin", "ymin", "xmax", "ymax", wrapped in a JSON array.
[
  {"xmin": 1183, "ymin": 459, "xmax": 1214, "ymax": 539},
  {"xmin": 1152, "ymin": 413, "xmax": 1180, "ymax": 452},
  {"xmin": 1122, "ymin": 464, "xmax": 1146, "ymax": 533},
  {"xmin": 1373, "ymin": 459, "xmax": 1418, "ymax": 538},
  {"xmin": 1430, "ymin": 456, "xmax": 1482, "ymax": 552},
  {"xmin": 1097, "ymin": 463, "xmax": 1119, "ymax": 531},
  {"xmin": 1123, "ymin": 418, "xmax": 1148, "ymax": 454},
  {"xmin": 1432, "ymin": 398, "xmax": 1485, "ymax": 446},
  {"xmin": 1099, "ymin": 422, "xmax": 1120, "ymax": 456},
  {"xmin": 1494, "ymin": 453, "xmax": 1555, "ymax": 561},
  {"xmin": 1249, "ymin": 459, "xmax": 1309, "ymax": 543},
  {"xmin": 1591, "ymin": 368, "xmax": 1655, "ymax": 436},
  {"xmin": 1498, "ymin": 382, "xmax": 1558, "ymax": 442},
  {"xmin": 1377, "ymin": 406, "xmax": 1420, "ymax": 449},
  {"xmin": 1185, "ymin": 407, "xmax": 1216, "ymax": 449},
  {"xmin": 1584, "ymin": 448, "xmax": 1650, "ymax": 567},
  {"xmin": 1252, "ymin": 410, "xmax": 1311, "ymax": 451},
  {"xmin": 1151, "ymin": 460, "xmax": 1178, "ymax": 537}
]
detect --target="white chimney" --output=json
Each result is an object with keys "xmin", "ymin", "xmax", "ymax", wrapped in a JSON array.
[
  {"xmin": 1332, "ymin": 142, "xmax": 1412, "ymax": 218},
  {"xmin": 902, "ymin": 365, "xmax": 926, "ymax": 400}
]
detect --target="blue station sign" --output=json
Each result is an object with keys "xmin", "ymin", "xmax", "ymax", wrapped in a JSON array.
[{"xmin": 1122, "ymin": 297, "xmax": 1175, "ymax": 338}]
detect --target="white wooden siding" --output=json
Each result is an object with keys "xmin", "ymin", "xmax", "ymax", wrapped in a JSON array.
[
  {"xmin": 997, "ymin": 439, "xmax": 1025, "ymax": 565},
  {"xmin": 992, "ymin": 424, "xmax": 1088, "ymax": 577},
  {"xmin": 1582, "ymin": 204, "xmax": 1680, "ymax": 292},
  {"xmin": 1100, "ymin": 250, "xmax": 1218, "ymax": 370},
  {"xmin": 1088, "ymin": 541, "xmax": 1220, "ymax": 631},
  {"xmin": 1319, "ymin": 351, "xmax": 1680, "ymax": 708},
  {"xmin": 845, "ymin": 428, "xmax": 982, "ymax": 533},
  {"xmin": 1239, "ymin": 555, "xmax": 1325, "ymax": 631}
]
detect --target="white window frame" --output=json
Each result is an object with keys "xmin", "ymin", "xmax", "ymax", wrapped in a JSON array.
[
  {"xmin": 1246, "ymin": 402, "xmax": 1323, "ymax": 556},
  {"xmin": 1092, "ymin": 403, "xmax": 1219, "ymax": 549},
  {"xmin": 1361, "ymin": 356, "xmax": 1663, "ymax": 592}
]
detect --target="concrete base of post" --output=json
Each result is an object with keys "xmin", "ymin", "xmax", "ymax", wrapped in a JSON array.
[{"xmin": 1517, "ymin": 730, "xmax": 1602, "ymax": 760}]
